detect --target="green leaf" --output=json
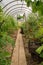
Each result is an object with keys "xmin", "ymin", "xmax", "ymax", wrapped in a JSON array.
[
  {"xmin": 39, "ymin": 62, "xmax": 43, "ymax": 65},
  {"xmin": 0, "ymin": 6, "xmax": 3, "ymax": 12},
  {"xmin": 40, "ymin": 52, "xmax": 43, "ymax": 58},
  {"xmin": 36, "ymin": 45, "xmax": 43, "ymax": 54}
]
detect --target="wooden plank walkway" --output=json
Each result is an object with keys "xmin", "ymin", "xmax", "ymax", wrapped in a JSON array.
[{"xmin": 11, "ymin": 29, "xmax": 27, "ymax": 65}]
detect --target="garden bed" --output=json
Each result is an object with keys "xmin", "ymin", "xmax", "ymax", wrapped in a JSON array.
[
  {"xmin": 22, "ymin": 34, "xmax": 40, "ymax": 65},
  {"xmin": 6, "ymin": 30, "xmax": 18, "ymax": 58},
  {"xmin": 0, "ymin": 30, "xmax": 18, "ymax": 65}
]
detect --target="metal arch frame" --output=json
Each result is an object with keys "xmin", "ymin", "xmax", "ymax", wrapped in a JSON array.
[
  {"xmin": 2, "ymin": 1, "xmax": 17, "ymax": 9},
  {"xmin": 8, "ymin": 9, "xmax": 31, "ymax": 16},
  {"xmin": 2, "ymin": 0, "xmax": 25, "ymax": 9},
  {"xmin": 7, "ymin": 9, "xmax": 29, "ymax": 16},
  {"xmin": 2, "ymin": 0, "xmax": 32, "ymax": 14},
  {"xmin": 10, "ymin": 10, "xmax": 31, "ymax": 17},
  {"xmin": 8, "ymin": 10, "xmax": 29, "ymax": 16},
  {"xmin": 4, "ymin": 4, "xmax": 28, "ymax": 13},
  {"xmin": 5, "ymin": 7, "xmax": 32, "ymax": 15},
  {"xmin": 8, "ymin": 11, "xmax": 28, "ymax": 21},
  {"xmin": 7, "ymin": 10, "xmax": 24, "ymax": 16},
  {"xmin": 2, "ymin": 0, "xmax": 38, "ymax": 17},
  {"xmin": 0, "ymin": 0, "xmax": 2, "ymax": 2},
  {"xmin": 6, "ymin": 8, "xmax": 31, "ymax": 15},
  {"xmin": 11, "ymin": 13, "xmax": 29, "ymax": 17}
]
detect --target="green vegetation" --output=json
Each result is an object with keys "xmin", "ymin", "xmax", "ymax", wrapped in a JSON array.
[
  {"xmin": 25, "ymin": 0, "xmax": 43, "ymax": 15},
  {"xmin": 21, "ymin": 1, "xmax": 43, "ymax": 64},
  {"xmin": 0, "ymin": 0, "xmax": 43, "ymax": 65},
  {"xmin": 21, "ymin": 13, "xmax": 43, "ymax": 64},
  {"xmin": 17, "ymin": 15, "xmax": 24, "ymax": 19},
  {"xmin": 0, "ymin": 6, "xmax": 18, "ymax": 65},
  {"xmin": 36, "ymin": 45, "xmax": 43, "ymax": 58},
  {"xmin": 39, "ymin": 62, "xmax": 43, "ymax": 65}
]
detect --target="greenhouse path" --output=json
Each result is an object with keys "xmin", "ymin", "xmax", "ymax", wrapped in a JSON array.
[{"xmin": 11, "ymin": 29, "xmax": 27, "ymax": 65}]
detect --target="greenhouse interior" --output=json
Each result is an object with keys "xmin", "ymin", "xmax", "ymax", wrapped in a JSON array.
[{"xmin": 0, "ymin": 0, "xmax": 43, "ymax": 65}]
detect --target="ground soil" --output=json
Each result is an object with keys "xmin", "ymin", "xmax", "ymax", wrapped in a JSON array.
[{"xmin": 22, "ymin": 34, "xmax": 39, "ymax": 65}]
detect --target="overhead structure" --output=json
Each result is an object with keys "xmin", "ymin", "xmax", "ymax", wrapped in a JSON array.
[{"xmin": 0, "ymin": 0, "xmax": 32, "ymax": 19}]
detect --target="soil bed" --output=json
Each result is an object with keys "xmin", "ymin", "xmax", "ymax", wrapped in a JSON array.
[{"xmin": 22, "ymin": 34, "xmax": 39, "ymax": 65}]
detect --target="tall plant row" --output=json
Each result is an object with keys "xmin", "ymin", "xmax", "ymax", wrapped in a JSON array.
[
  {"xmin": 21, "ymin": 13, "xmax": 43, "ymax": 64},
  {"xmin": 0, "ymin": 6, "xmax": 18, "ymax": 65},
  {"xmin": 23, "ymin": 0, "xmax": 43, "ymax": 64}
]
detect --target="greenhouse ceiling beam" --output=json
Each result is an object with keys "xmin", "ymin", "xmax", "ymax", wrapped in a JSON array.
[
  {"xmin": 4, "ymin": 4, "xmax": 28, "ymax": 13},
  {"xmin": 7, "ymin": 10, "xmax": 24, "ymax": 16},
  {"xmin": 10, "ymin": 10, "xmax": 38, "ymax": 21},
  {"xmin": 2, "ymin": 1, "xmax": 17, "ymax": 9},
  {"xmin": 8, "ymin": 10, "xmax": 28, "ymax": 15},
  {"xmin": 0, "ymin": 0, "xmax": 2, "ymax": 2},
  {"xmin": 2, "ymin": 0, "xmax": 25, "ymax": 9},
  {"xmin": 8, "ymin": 8, "xmax": 31, "ymax": 15},
  {"xmin": 6, "ymin": 8, "xmax": 31, "ymax": 16},
  {"xmin": 7, "ymin": 9, "xmax": 29, "ymax": 16},
  {"xmin": 6, "ymin": 7, "xmax": 31, "ymax": 15},
  {"xmin": 7, "ymin": 9, "xmax": 38, "ymax": 19},
  {"xmin": 21, "ymin": 1, "xmax": 24, "ymax": 13}
]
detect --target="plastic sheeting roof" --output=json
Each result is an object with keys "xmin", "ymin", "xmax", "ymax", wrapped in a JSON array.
[{"xmin": 0, "ymin": 0, "xmax": 32, "ymax": 17}]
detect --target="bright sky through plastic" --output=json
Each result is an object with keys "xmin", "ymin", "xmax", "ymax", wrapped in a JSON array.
[
  {"xmin": 32, "ymin": 0, "xmax": 34, "ymax": 2},
  {"xmin": 0, "ymin": 0, "xmax": 32, "ymax": 18}
]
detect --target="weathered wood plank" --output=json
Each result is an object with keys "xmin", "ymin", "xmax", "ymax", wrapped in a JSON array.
[{"xmin": 11, "ymin": 29, "xmax": 27, "ymax": 65}]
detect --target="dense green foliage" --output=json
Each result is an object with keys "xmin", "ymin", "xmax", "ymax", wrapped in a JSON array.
[
  {"xmin": 22, "ymin": 14, "xmax": 43, "ymax": 40},
  {"xmin": 0, "ymin": 6, "xmax": 18, "ymax": 65},
  {"xmin": 22, "ymin": 1, "xmax": 43, "ymax": 64},
  {"xmin": 21, "ymin": 13, "xmax": 43, "ymax": 63},
  {"xmin": 36, "ymin": 45, "xmax": 43, "ymax": 58},
  {"xmin": 25, "ymin": 0, "xmax": 43, "ymax": 15},
  {"xmin": 0, "ymin": 6, "xmax": 3, "ymax": 12}
]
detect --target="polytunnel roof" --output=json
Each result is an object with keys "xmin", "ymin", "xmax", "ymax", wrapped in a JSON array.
[{"xmin": 0, "ymin": 0, "xmax": 32, "ymax": 17}]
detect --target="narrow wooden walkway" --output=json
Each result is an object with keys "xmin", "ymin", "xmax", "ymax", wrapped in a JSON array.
[{"xmin": 11, "ymin": 29, "xmax": 27, "ymax": 65}]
